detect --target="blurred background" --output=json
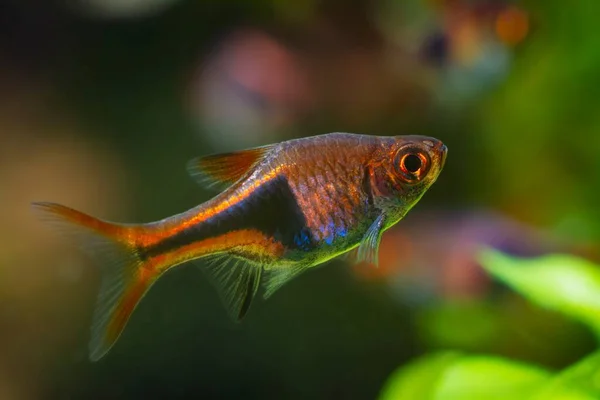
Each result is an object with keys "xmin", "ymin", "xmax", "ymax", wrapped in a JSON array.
[{"xmin": 1, "ymin": 0, "xmax": 600, "ymax": 398}]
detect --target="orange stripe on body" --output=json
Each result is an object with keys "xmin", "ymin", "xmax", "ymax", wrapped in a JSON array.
[
  {"xmin": 135, "ymin": 165, "xmax": 286, "ymax": 248},
  {"xmin": 182, "ymin": 166, "xmax": 284, "ymax": 229},
  {"xmin": 148, "ymin": 229, "xmax": 286, "ymax": 273}
]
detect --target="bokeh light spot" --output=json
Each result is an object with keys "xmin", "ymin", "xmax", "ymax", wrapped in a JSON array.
[{"xmin": 495, "ymin": 6, "xmax": 529, "ymax": 46}]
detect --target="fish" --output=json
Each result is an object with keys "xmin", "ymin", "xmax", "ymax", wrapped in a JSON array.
[{"xmin": 32, "ymin": 132, "xmax": 447, "ymax": 361}]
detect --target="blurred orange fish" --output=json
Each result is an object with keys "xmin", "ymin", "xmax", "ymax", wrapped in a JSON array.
[{"xmin": 32, "ymin": 132, "xmax": 447, "ymax": 360}]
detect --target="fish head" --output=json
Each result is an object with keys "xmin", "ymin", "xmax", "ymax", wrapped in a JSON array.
[{"xmin": 369, "ymin": 135, "xmax": 447, "ymax": 222}]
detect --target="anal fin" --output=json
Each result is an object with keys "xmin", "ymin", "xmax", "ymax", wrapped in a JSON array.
[
  {"xmin": 199, "ymin": 257, "xmax": 262, "ymax": 321},
  {"xmin": 262, "ymin": 265, "xmax": 307, "ymax": 299}
]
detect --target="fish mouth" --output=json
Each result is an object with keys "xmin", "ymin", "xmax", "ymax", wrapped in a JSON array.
[{"xmin": 438, "ymin": 143, "xmax": 448, "ymax": 169}]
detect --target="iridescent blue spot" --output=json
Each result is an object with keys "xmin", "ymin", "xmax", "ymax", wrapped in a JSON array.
[
  {"xmin": 294, "ymin": 228, "xmax": 312, "ymax": 251},
  {"xmin": 323, "ymin": 218, "xmax": 336, "ymax": 245}
]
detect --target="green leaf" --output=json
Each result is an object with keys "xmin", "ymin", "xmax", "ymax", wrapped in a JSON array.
[
  {"xmin": 434, "ymin": 356, "xmax": 552, "ymax": 400},
  {"xmin": 379, "ymin": 352, "xmax": 462, "ymax": 400},
  {"xmin": 478, "ymin": 248, "xmax": 600, "ymax": 334},
  {"xmin": 379, "ymin": 352, "xmax": 552, "ymax": 400},
  {"xmin": 531, "ymin": 349, "xmax": 600, "ymax": 400}
]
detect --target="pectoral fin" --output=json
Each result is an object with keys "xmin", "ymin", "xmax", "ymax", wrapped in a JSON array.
[
  {"xmin": 342, "ymin": 246, "xmax": 359, "ymax": 264},
  {"xmin": 355, "ymin": 213, "xmax": 386, "ymax": 267},
  {"xmin": 187, "ymin": 144, "xmax": 274, "ymax": 189}
]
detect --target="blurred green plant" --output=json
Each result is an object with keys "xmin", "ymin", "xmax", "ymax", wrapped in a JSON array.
[
  {"xmin": 479, "ymin": 248, "xmax": 600, "ymax": 336},
  {"xmin": 379, "ymin": 350, "xmax": 600, "ymax": 400},
  {"xmin": 379, "ymin": 351, "xmax": 551, "ymax": 399},
  {"xmin": 379, "ymin": 249, "xmax": 600, "ymax": 399}
]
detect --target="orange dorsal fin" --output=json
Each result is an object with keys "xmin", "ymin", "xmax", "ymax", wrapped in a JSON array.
[{"xmin": 186, "ymin": 144, "xmax": 274, "ymax": 189}]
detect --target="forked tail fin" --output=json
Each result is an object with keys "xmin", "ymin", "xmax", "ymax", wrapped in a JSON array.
[{"xmin": 32, "ymin": 202, "xmax": 156, "ymax": 361}]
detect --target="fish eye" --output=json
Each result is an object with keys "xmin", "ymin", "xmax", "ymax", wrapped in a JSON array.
[
  {"xmin": 402, "ymin": 154, "xmax": 422, "ymax": 173},
  {"xmin": 395, "ymin": 149, "xmax": 430, "ymax": 183}
]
